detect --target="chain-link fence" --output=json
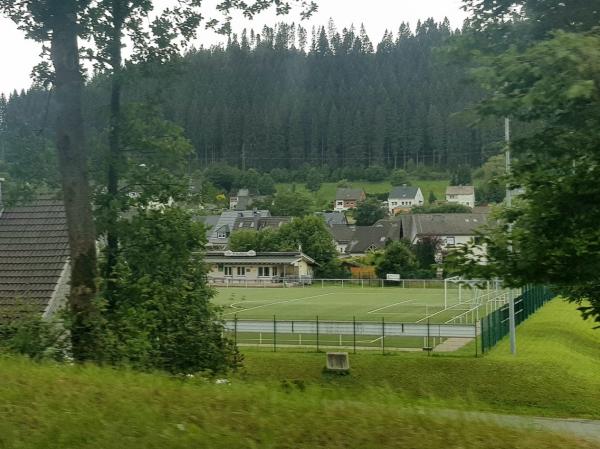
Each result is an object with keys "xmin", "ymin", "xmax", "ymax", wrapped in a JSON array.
[
  {"xmin": 225, "ymin": 316, "xmax": 478, "ymax": 355},
  {"xmin": 480, "ymin": 285, "xmax": 554, "ymax": 353}
]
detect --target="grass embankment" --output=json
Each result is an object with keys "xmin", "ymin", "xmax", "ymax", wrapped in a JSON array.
[
  {"xmin": 0, "ymin": 299, "xmax": 598, "ymax": 448},
  {"xmin": 237, "ymin": 299, "xmax": 600, "ymax": 419},
  {"xmin": 276, "ymin": 180, "xmax": 449, "ymax": 209},
  {"xmin": 0, "ymin": 357, "xmax": 595, "ymax": 449}
]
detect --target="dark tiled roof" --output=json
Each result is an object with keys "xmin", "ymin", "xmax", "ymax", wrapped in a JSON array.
[
  {"xmin": 329, "ymin": 220, "xmax": 400, "ymax": 254},
  {"xmin": 233, "ymin": 216, "xmax": 292, "ymax": 231},
  {"xmin": 389, "ymin": 186, "xmax": 420, "ymax": 199},
  {"xmin": 317, "ymin": 212, "xmax": 348, "ymax": 226},
  {"xmin": 400, "ymin": 213, "xmax": 488, "ymax": 237},
  {"xmin": 335, "ymin": 188, "xmax": 365, "ymax": 201},
  {"xmin": 0, "ymin": 198, "xmax": 69, "ymax": 313}
]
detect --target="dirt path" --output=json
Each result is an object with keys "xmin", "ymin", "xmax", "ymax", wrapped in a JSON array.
[{"xmin": 433, "ymin": 410, "xmax": 600, "ymax": 444}]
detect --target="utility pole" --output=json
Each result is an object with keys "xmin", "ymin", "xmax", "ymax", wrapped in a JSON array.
[
  {"xmin": 241, "ymin": 142, "xmax": 246, "ymax": 171},
  {"xmin": 505, "ymin": 117, "xmax": 517, "ymax": 355}
]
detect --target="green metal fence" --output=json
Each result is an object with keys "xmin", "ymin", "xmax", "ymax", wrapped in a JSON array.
[{"xmin": 480, "ymin": 285, "xmax": 554, "ymax": 353}]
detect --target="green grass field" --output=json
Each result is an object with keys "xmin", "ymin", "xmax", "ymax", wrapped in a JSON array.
[
  {"xmin": 276, "ymin": 179, "xmax": 449, "ymax": 209},
  {"xmin": 213, "ymin": 285, "xmax": 486, "ymax": 323}
]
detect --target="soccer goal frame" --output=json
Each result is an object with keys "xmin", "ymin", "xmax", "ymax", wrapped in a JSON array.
[{"xmin": 443, "ymin": 276, "xmax": 500, "ymax": 309}]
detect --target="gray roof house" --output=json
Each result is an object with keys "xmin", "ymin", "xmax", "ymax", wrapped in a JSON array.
[
  {"xmin": 317, "ymin": 211, "xmax": 348, "ymax": 227},
  {"xmin": 388, "ymin": 186, "xmax": 424, "ymax": 214},
  {"xmin": 399, "ymin": 213, "xmax": 488, "ymax": 250},
  {"xmin": 329, "ymin": 219, "xmax": 401, "ymax": 256},
  {"xmin": 230, "ymin": 189, "xmax": 253, "ymax": 211},
  {"xmin": 232, "ymin": 216, "xmax": 292, "ymax": 232},
  {"xmin": 197, "ymin": 210, "xmax": 275, "ymax": 249},
  {"xmin": 0, "ymin": 196, "xmax": 70, "ymax": 319}
]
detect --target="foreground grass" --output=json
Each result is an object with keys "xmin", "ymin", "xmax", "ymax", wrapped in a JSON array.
[
  {"xmin": 0, "ymin": 299, "xmax": 597, "ymax": 448},
  {"xmin": 237, "ymin": 299, "xmax": 600, "ymax": 419},
  {"xmin": 0, "ymin": 357, "xmax": 595, "ymax": 449}
]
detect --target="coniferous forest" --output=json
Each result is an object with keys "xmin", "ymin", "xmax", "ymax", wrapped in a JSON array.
[{"xmin": 1, "ymin": 19, "xmax": 505, "ymax": 175}]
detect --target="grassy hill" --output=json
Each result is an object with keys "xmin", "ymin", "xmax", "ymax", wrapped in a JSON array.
[
  {"xmin": 276, "ymin": 180, "xmax": 449, "ymax": 210},
  {"xmin": 0, "ymin": 298, "xmax": 598, "ymax": 448}
]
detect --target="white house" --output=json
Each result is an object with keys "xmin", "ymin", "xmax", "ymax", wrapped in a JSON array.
[
  {"xmin": 388, "ymin": 186, "xmax": 424, "ymax": 215},
  {"xmin": 445, "ymin": 186, "xmax": 475, "ymax": 208}
]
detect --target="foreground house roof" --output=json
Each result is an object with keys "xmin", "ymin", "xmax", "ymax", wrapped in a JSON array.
[{"xmin": 0, "ymin": 197, "xmax": 70, "ymax": 317}]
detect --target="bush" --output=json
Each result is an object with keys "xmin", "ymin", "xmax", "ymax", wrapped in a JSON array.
[
  {"xmin": 0, "ymin": 306, "xmax": 68, "ymax": 361},
  {"xmin": 364, "ymin": 166, "xmax": 388, "ymax": 182},
  {"xmin": 390, "ymin": 169, "xmax": 409, "ymax": 186},
  {"xmin": 96, "ymin": 207, "xmax": 241, "ymax": 375}
]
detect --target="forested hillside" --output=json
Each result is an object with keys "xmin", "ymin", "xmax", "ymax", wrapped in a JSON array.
[{"xmin": 1, "ymin": 19, "xmax": 504, "ymax": 175}]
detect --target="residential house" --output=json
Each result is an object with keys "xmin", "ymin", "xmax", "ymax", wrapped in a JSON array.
[
  {"xmin": 399, "ymin": 213, "xmax": 488, "ymax": 260},
  {"xmin": 231, "ymin": 215, "xmax": 291, "ymax": 232},
  {"xmin": 205, "ymin": 251, "xmax": 316, "ymax": 285},
  {"xmin": 196, "ymin": 210, "xmax": 271, "ymax": 249},
  {"xmin": 445, "ymin": 186, "xmax": 475, "ymax": 208},
  {"xmin": 229, "ymin": 189, "xmax": 254, "ymax": 211},
  {"xmin": 334, "ymin": 188, "xmax": 366, "ymax": 212},
  {"xmin": 317, "ymin": 211, "xmax": 348, "ymax": 227},
  {"xmin": 388, "ymin": 186, "xmax": 424, "ymax": 215},
  {"xmin": 329, "ymin": 219, "xmax": 400, "ymax": 256},
  {"xmin": 0, "ymin": 196, "xmax": 70, "ymax": 319}
]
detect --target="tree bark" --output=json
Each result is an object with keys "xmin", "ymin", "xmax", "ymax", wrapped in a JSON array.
[
  {"xmin": 104, "ymin": 1, "xmax": 124, "ymax": 305},
  {"xmin": 50, "ymin": 4, "xmax": 98, "ymax": 361}
]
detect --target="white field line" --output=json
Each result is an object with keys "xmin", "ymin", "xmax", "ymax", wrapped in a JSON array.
[
  {"xmin": 229, "ymin": 301, "xmax": 261, "ymax": 310},
  {"xmin": 223, "ymin": 292, "xmax": 335, "ymax": 316},
  {"xmin": 415, "ymin": 301, "xmax": 470, "ymax": 323},
  {"xmin": 367, "ymin": 298, "xmax": 420, "ymax": 314}
]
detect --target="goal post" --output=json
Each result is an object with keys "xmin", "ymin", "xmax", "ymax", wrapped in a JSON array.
[{"xmin": 444, "ymin": 276, "xmax": 497, "ymax": 309}]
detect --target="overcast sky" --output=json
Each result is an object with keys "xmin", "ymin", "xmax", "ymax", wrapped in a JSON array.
[{"xmin": 0, "ymin": 0, "xmax": 468, "ymax": 95}]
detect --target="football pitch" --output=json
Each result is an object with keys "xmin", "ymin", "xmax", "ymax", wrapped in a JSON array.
[{"xmin": 213, "ymin": 285, "xmax": 492, "ymax": 324}]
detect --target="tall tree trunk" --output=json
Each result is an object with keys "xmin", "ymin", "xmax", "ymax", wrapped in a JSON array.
[
  {"xmin": 50, "ymin": 5, "xmax": 98, "ymax": 361},
  {"xmin": 105, "ymin": 2, "xmax": 124, "ymax": 305}
]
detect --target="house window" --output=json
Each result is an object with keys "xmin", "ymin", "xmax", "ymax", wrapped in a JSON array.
[
  {"xmin": 446, "ymin": 237, "xmax": 456, "ymax": 246},
  {"xmin": 237, "ymin": 267, "xmax": 246, "ymax": 276},
  {"xmin": 258, "ymin": 267, "xmax": 271, "ymax": 277},
  {"xmin": 217, "ymin": 230, "xmax": 228, "ymax": 239},
  {"xmin": 224, "ymin": 266, "xmax": 233, "ymax": 276},
  {"xmin": 272, "ymin": 266, "xmax": 278, "ymax": 276},
  {"xmin": 336, "ymin": 201, "xmax": 344, "ymax": 207}
]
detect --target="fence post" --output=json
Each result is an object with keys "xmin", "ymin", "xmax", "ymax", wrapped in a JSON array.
[
  {"xmin": 234, "ymin": 314, "xmax": 238, "ymax": 346},
  {"xmin": 273, "ymin": 315, "xmax": 277, "ymax": 352},
  {"xmin": 381, "ymin": 316, "xmax": 385, "ymax": 355},
  {"xmin": 353, "ymin": 316, "xmax": 356, "ymax": 354},
  {"xmin": 474, "ymin": 323, "xmax": 478, "ymax": 358},
  {"xmin": 427, "ymin": 319, "xmax": 431, "ymax": 355},
  {"xmin": 316, "ymin": 315, "xmax": 320, "ymax": 352}
]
